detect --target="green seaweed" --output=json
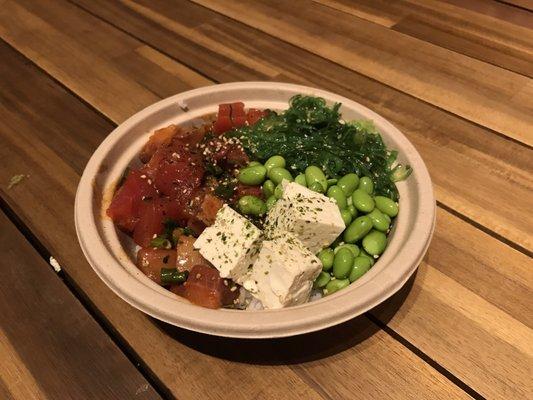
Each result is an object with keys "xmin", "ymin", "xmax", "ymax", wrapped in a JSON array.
[{"xmin": 227, "ymin": 95, "xmax": 410, "ymax": 200}]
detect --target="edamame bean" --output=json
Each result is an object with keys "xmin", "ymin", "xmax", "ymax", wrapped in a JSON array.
[
  {"xmin": 295, "ymin": 173, "xmax": 307, "ymax": 186},
  {"xmin": 340, "ymin": 209, "xmax": 352, "ymax": 226},
  {"xmin": 348, "ymin": 204, "xmax": 358, "ymax": 218},
  {"xmin": 359, "ymin": 249, "xmax": 375, "ymax": 266},
  {"xmin": 238, "ymin": 195, "xmax": 267, "ymax": 216},
  {"xmin": 349, "ymin": 256, "xmax": 372, "ymax": 282},
  {"xmin": 362, "ymin": 230, "xmax": 388, "ymax": 256},
  {"xmin": 333, "ymin": 248, "xmax": 354, "ymax": 279},
  {"xmin": 367, "ymin": 208, "xmax": 390, "ymax": 232},
  {"xmin": 248, "ymin": 161, "xmax": 262, "ymax": 167},
  {"xmin": 358, "ymin": 176, "xmax": 374, "ymax": 194},
  {"xmin": 374, "ymin": 196, "xmax": 399, "ymax": 217},
  {"xmin": 317, "ymin": 248, "xmax": 334, "ymax": 271},
  {"xmin": 264, "ymin": 155, "xmax": 285, "ymax": 171},
  {"xmin": 268, "ymin": 167, "xmax": 293, "ymax": 185},
  {"xmin": 324, "ymin": 278, "xmax": 350, "ymax": 295},
  {"xmin": 238, "ymin": 165, "xmax": 267, "ymax": 186},
  {"xmin": 334, "ymin": 243, "xmax": 359, "ymax": 257},
  {"xmin": 262, "ymin": 180, "xmax": 275, "ymax": 198},
  {"xmin": 305, "ymin": 166, "xmax": 327, "ymax": 192},
  {"xmin": 343, "ymin": 216, "xmax": 373, "ymax": 243},
  {"xmin": 313, "ymin": 271, "xmax": 331, "ymax": 289},
  {"xmin": 327, "ymin": 185, "xmax": 347, "ymax": 209},
  {"xmin": 309, "ymin": 181, "xmax": 325, "ymax": 193},
  {"xmin": 265, "ymin": 195, "xmax": 277, "ymax": 210},
  {"xmin": 327, "ymin": 178, "xmax": 338, "ymax": 187},
  {"xmin": 337, "ymin": 173, "xmax": 359, "ymax": 196},
  {"xmin": 274, "ymin": 184, "xmax": 284, "ymax": 199},
  {"xmin": 352, "ymin": 189, "xmax": 375, "ymax": 213}
]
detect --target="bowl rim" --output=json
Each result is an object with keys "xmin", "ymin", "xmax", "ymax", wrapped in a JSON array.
[{"xmin": 75, "ymin": 82, "xmax": 435, "ymax": 338}]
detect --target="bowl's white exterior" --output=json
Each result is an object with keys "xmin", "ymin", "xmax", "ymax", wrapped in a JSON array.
[{"xmin": 75, "ymin": 82, "xmax": 435, "ymax": 338}]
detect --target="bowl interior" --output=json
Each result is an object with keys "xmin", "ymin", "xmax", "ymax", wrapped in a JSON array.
[{"xmin": 75, "ymin": 82, "xmax": 435, "ymax": 338}]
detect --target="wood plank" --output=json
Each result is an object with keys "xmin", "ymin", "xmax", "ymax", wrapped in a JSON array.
[
  {"xmin": 441, "ymin": 0, "xmax": 533, "ymax": 29},
  {"xmin": 0, "ymin": 211, "xmax": 161, "ymax": 400},
  {"xmin": 0, "ymin": 0, "xmax": 212, "ymax": 123},
  {"xmin": 372, "ymin": 207, "xmax": 533, "ymax": 399},
  {"xmin": 62, "ymin": 0, "xmax": 532, "ymax": 252},
  {"xmin": 501, "ymin": 0, "xmax": 533, "ymax": 11},
  {"xmin": 316, "ymin": 0, "xmax": 533, "ymax": 77},
  {"xmin": 191, "ymin": 0, "xmax": 533, "ymax": 147},
  {"xmin": 0, "ymin": 35, "xmax": 471, "ymax": 400}
]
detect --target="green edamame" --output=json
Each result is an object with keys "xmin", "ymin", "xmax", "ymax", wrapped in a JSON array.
[
  {"xmin": 362, "ymin": 230, "xmax": 388, "ymax": 256},
  {"xmin": 262, "ymin": 180, "xmax": 275, "ymax": 198},
  {"xmin": 367, "ymin": 208, "xmax": 390, "ymax": 232},
  {"xmin": 334, "ymin": 243, "xmax": 359, "ymax": 257},
  {"xmin": 340, "ymin": 209, "xmax": 352, "ymax": 226},
  {"xmin": 348, "ymin": 204, "xmax": 358, "ymax": 218},
  {"xmin": 352, "ymin": 189, "xmax": 375, "ymax": 213},
  {"xmin": 343, "ymin": 216, "xmax": 373, "ymax": 243},
  {"xmin": 274, "ymin": 184, "xmax": 284, "ymax": 199},
  {"xmin": 327, "ymin": 178, "xmax": 338, "ymax": 187},
  {"xmin": 337, "ymin": 173, "xmax": 359, "ymax": 196},
  {"xmin": 238, "ymin": 195, "xmax": 267, "ymax": 216},
  {"xmin": 309, "ymin": 181, "xmax": 325, "ymax": 193},
  {"xmin": 265, "ymin": 195, "xmax": 277, "ymax": 210},
  {"xmin": 295, "ymin": 173, "xmax": 307, "ymax": 186},
  {"xmin": 333, "ymin": 248, "xmax": 354, "ymax": 279},
  {"xmin": 264, "ymin": 155, "xmax": 285, "ymax": 171},
  {"xmin": 359, "ymin": 249, "xmax": 375, "ymax": 266},
  {"xmin": 268, "ymin": 167, "xmax": 293, "ymax": 185},
  {"xmin": 374, "ymin": 196, "xmax": 399, "ymax": 217},
  {"xmin": 318, "ymin": 248, "xmax": 334, "ymax": 271},
  {"xmin": 313, "ymin": 271, "xmax": 331, "ymax": 289},
  {"xmin": 349, "ymin": 256, "xmax": 372, "ymax": 282},
  {"xmin": 324, "ymin": 278, "xmax": 350, "ymax": 295},
  {"xmin": 305, "ymin": 166, "xmax": 327, "ymax": 192},
  {"xmin": 358, "ymin": 176, "xmax": 374, "ymax": 194},
  {"xmin": 238, "ymin": 165, "xmax": 267, "ymax": 186},
  {"xmin": 248, "ymin": 161, "xmax": 262, "ymax": 167},
  {"xmin": 327, "ymin": 185, "xmax": 347, "ymax": 209}
]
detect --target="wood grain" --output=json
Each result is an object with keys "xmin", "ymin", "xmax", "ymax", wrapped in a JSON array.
[
  {"xmin": 4, "ymin": 0, "xmax": 531, "ymax": 252},
  {"xmin": 501, "ymin": 0, "xmax": 533, "ymax": 11},
  {"xmin": 0, "ymin": 0, "xmax": 214, "ymax": 123},
  {"xmin": 191, "ymin": 0, "xmax": 533, "ymax": 146},
  {"xmin": 0, "ymin": 36, "xmax": 472, "ymax": 400},
  {"xmin": 315, "ymin": 0, "xmax": 533, "ymax": 77},
  {"xmin": 0, "ymin": 211, "xmax": 161, "ymax": 400}
]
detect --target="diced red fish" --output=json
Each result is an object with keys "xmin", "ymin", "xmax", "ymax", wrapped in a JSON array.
[
  {"xmin": 246, "ymin": 108, "xmax": 268, "ymax": 125},
  {"xmin": 213, "ymin": 102, "xmax": 247, "ymax": 134},
  {"xmin": 137, "ymin": 248, "xmax": 177, "ymax": 284},
  {"xmin": 171, "ymin": 265, "xmax": 239, "ymax": 309},
  {"xmin": 140, "ymin": 125, "xmax": 181, "ymax": 163},
  {"xmin": 175, "ymin": 235, "xmax": 209, "ymax": 272},
  {"xmin": 106, "ymin": 170, "xmax": 158, "ymax": 232}
]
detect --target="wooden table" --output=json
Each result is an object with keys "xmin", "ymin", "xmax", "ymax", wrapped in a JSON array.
[{"xmin": 0, "ymin": 1, "xmax": 531, "ymax": 399}]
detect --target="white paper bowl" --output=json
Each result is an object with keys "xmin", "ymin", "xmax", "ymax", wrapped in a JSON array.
[{"xmin": 75, "ymin": 82, "xmax": 435, "ymax": 338}]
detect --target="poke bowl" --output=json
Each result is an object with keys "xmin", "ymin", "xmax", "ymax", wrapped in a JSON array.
[{"xmin": 75, "ymin": 82, "xmax": 435, "ymax": 338}]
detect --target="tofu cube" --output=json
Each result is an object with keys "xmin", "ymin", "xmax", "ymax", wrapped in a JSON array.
[
  {"xmin": 264, "ymin": 182, "xmax": 345, "ymax": 253},
  {"xmin": 243, "ymin": 233, "xmax": 322, "ymax": 309},
  {"xmin": 194, "ymin": 205, "xmax": 261, "ymax": 282}
]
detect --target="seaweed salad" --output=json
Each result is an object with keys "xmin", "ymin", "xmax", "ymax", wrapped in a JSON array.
[{"xmin": 227, "ymin": 95, "xmax": 411, "ymax": 201}]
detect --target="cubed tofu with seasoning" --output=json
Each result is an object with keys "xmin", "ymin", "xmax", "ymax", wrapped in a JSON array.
[
  {"xmin": 243, "ymin": 233, "xmax": 322, "ymax": 309},
  {"xmin": 194, "ymin": 204, "xmax": 262, "ymax": 282},
  {"xmin": 264, "ymin": 182, "xmax": 345, "ymax": 253}
]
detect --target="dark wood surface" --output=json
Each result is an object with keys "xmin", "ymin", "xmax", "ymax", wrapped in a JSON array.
[
  {"xmin": 0, "ymin": 1, "xmax": 531, "ymax": 399},
  {"xmin": 0, "ymin": 210, "xmax": 161, "ymax": 399}
]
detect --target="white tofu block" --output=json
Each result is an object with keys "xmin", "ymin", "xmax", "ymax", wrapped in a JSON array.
[
  {"xmin": 194, "ymin": 205, "xmax": 261, "ymax": 282},
  {"xmin": 245, "ymin": 233, "xmax": 322, "ymax": 309},
  {"xmin": 264, "ymin": 181, "xmax": 345, "ymax": 253}
]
